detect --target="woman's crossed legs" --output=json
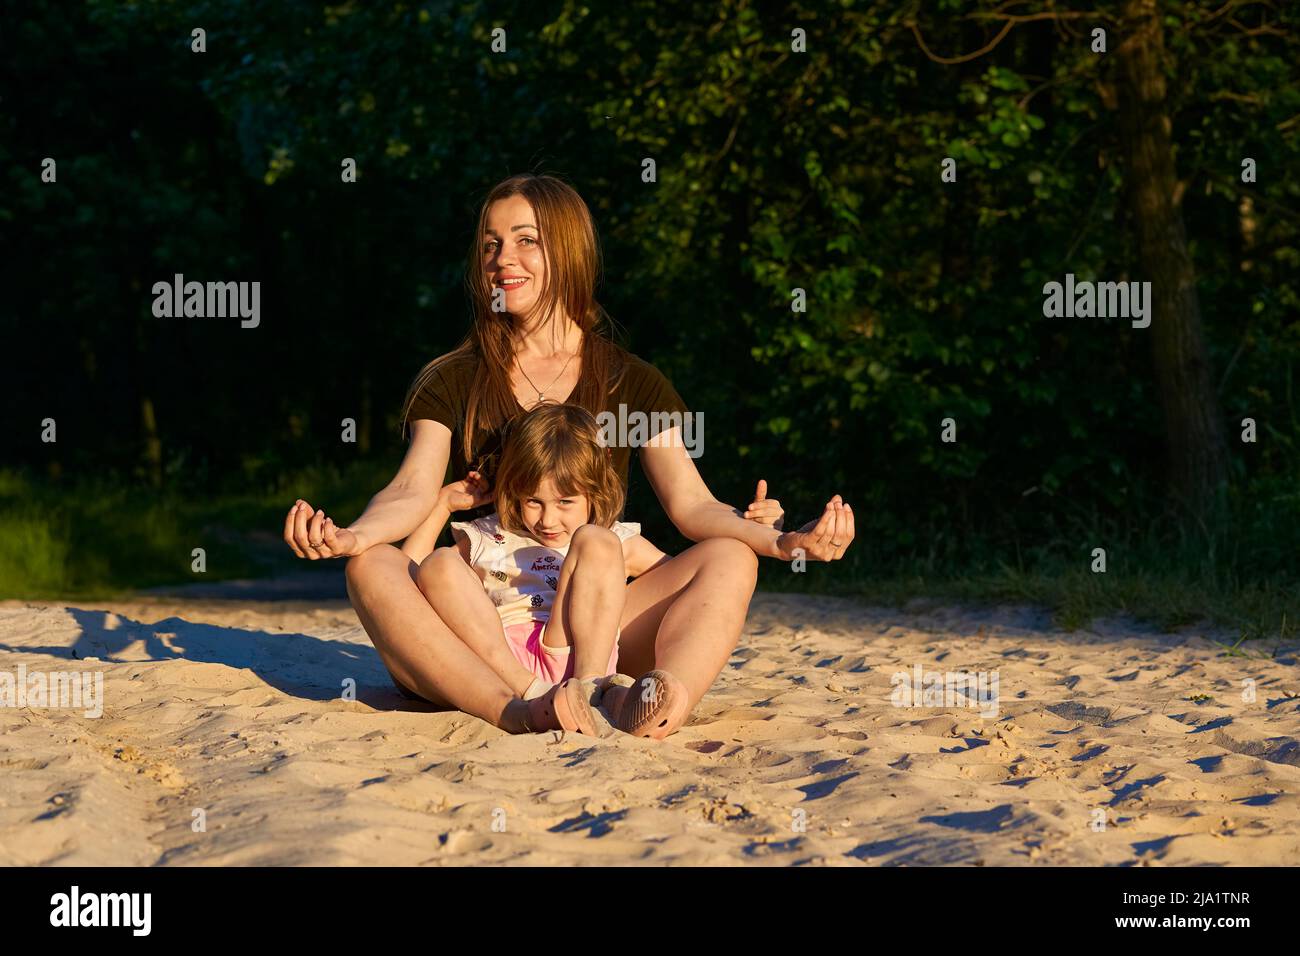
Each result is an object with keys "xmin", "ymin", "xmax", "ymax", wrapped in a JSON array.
[{"xmin": 344, "ymin": 536, "xmax": 757, "ymax": 736}]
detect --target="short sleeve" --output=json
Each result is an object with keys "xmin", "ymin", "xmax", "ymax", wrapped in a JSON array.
[
  {"xmin": 405, "ymin": 357, "xmax": 472, "ymax": 432},
  {"xmin": 448, "ymin": 519, "xmax": 484, "ymax": 563},
  {"xmin": 610, "ymin": 521, "xmax": 642, "ymax": 542},
  {"xmin": 617, "ymin": 355, "xmax": 691, "ymax": 449},
  {"xmin": 624, "ymin": 356, "xmax": 689, "ymax": 417}
]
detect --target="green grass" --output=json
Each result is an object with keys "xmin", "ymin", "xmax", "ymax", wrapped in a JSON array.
[
  {"xmin": 0, "ymin": 462, "xmax": 392, "ymax": 600},
  {"xmin": 4, "ymin": 465, "xmax": 1297, "ymax": 647},
  {"xmin": 762, "ymin": 511, "xmax": 1300, "ymax": 643}
]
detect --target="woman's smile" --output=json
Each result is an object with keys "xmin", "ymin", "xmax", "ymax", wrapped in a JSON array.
[{"xmin": 483, "ymin": 194, "xmax": 546, "ymax": 315}]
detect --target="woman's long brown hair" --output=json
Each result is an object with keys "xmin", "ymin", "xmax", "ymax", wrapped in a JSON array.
[{"xmin": 400, "ymin": 173, "xmax": 626, "ymax": 464}]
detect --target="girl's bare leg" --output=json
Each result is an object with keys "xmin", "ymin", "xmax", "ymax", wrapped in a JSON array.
[
  {"xmin": 612, "ymin": 537, "xmax": 758, "ymax": 714},
  {"xmin": 414, "ymin": 547, "xmax": 537, "ymax": 697},
  {"xmin": 344, "ymin": 544, "xmax": 532, "ymax": 732},
  {"xmin": 543, "ymin": 525, "xmax": 625, "ymax": 678}
]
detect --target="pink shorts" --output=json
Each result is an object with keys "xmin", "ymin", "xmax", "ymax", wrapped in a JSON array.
[{"xmin": 504, "ymin": 618, "xmax": 619, "ymax": 684}]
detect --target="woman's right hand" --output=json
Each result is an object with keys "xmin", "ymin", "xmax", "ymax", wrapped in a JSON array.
[
  {"xmin": 439, "ymin": 470, "xmax": 492, "ymax": 513},
  {"xmin": 283, "ymin": 499, "xmax": 363, "ymax": 560}
]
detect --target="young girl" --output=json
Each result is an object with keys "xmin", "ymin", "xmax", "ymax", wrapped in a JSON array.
[{"xmin": 412, "ymin": 401, "xmax": 781, "ymax": 738}]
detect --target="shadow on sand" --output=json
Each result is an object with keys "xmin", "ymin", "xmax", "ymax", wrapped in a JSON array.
[{"xmin": 0, "ymin": 603, "xmax": 442, "ymax": 712}]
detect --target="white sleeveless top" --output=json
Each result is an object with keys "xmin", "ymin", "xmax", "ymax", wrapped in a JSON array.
[{"xmin": 449, "ymin": 513, "xmax": 642, "ymax": 629}]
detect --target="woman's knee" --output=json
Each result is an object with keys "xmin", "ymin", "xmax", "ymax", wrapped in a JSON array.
[
  {"xmin": 344, "ymin": 543, "xmax": 403, "ymax": 592},
  {"xmin": 695, "ymin": 537, "xmax": 759, "ymax": 584}
]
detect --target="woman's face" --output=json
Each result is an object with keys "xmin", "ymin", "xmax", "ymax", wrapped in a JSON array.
[{"xmin": 483, "ymin": 195, "xmax": 546, "ymax": 320}]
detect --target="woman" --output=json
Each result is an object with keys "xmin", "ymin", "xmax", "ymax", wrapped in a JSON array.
[{"xmin": 282, "ymin": 173, "xmax": 855, "ymax": 738}]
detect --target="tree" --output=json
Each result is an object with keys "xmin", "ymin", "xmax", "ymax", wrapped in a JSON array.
[{"xmin": 1113, "ymin": 0, "xmax": 1228, "ymax": 519}]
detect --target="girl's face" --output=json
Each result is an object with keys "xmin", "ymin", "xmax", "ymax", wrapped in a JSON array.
[
  {"xmin": 483, "ymin": 195, "xmax": 546, "ymax": 320},
  {"xmin": 521, "ymin": 477, "xmax": 589, "ymax": 548}
]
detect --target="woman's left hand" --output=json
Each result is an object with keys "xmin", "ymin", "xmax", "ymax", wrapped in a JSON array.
[
  {"xmin": 774, "ymin": 495, "xmax": 854, "ymax": 562},
  {"xmin": 742, "ymin": 479, "xmax": 784, "ymax": 530}
]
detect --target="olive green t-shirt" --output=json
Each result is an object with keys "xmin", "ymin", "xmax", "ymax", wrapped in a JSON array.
[{"xmin": 404, "ymin": 348, "xmax": 690, "ymax": 518}]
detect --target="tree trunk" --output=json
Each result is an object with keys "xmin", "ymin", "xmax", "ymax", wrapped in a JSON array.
[
  {"xmin": 140, "ymin": 395, "xmax": 163, "ymax": 489},
  {"xmin": 1115, "ymin": 0, "xmax": 1228, "ymax": 520}
]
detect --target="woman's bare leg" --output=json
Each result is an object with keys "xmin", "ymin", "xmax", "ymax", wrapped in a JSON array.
[
  {"xmin": 543, "ymin": 525, "xmax": 625, "ymax": 678},
  {"xmin": 414, "ymin": 547, "xmax": 537, "ymax": 697},
  {"xmin": 612, "ymin": 537, "xmax": 758, "ymax": 714},
  {"xmin": 344, "ymin": 544, "xmax": 532, "ymax": 732}
]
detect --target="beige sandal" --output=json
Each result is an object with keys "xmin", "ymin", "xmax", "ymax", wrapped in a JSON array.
[
  {"xmin": 524, "ymin": 678, "xmax": 605, "ymax": 736},
  {"xmin": 615, "ymin": 670, "xmax": 691, "ymax": 740},
  {"xmin": 592, "ymin": 673, "xmax": 636, "ymax": 724}
]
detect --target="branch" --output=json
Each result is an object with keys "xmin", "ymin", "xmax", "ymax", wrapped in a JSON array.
[
  {"xmin": 1058, "ymin": 172, "xmax": 1107, "ymax": 268},
  {"xmin": 1180, "ymin": 0, "xmax": 1282, "ymax": 37},
  {"xmin": 909, "ymin": 9, "xmax": 1112, "ymax": 66},
  {"xmin": 908, "ymin": 18, "xmax": 1016, "ymax": 64},
  {"xmin": 1017, "ymin": 58, "xmax": 1101, "ymax": 110},
  {"xmin": 1225, "ymin": 15, "xmax": 1287, "ymax": 37},
  {"xmin": 1202, "ymin": 0, "xmax": 1276, "ymax": 26},
  {"xmin": 710, "ymin": 113, "xmax": 743, "ymax": 164},
  {"xmin": 1049, "ymin": 121, "xmax": 1100, "ymax": 169},
  {"xmin": 1200, "ymin": 170, "xmax": 1300, "ymax": 225},
  {"xmin": 1209, "ymin": 90, "xmax": 1265, "ymax": 105},
  {"xmin": 967, "ymin": 11, "xmax": 1100, "ymax": 22}
]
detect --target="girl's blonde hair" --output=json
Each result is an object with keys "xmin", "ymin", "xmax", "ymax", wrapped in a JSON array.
[
  {"xmin": 400, "ymin": 173, "xmax": 627, "ymax": 461},
  {"xmin": 493, "ymin": 403, "xmax": 624, "ymax": 536}
]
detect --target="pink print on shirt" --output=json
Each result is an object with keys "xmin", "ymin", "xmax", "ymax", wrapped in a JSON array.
[{"xmin": 449, "ymin": 513, "xmax": 640, "ymax": 630}]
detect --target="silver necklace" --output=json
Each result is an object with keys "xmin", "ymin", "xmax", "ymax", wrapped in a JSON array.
[{"xmin": 517, "ymin": 350, "xmax": 577, "ymax": 403}]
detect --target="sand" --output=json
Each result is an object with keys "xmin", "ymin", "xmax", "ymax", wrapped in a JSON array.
[{"xmin": 2, "ymin": 589, "xmax": 1298, "ymax": 865}]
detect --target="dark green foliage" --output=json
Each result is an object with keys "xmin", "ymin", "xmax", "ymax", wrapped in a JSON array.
[{"xmin": 2, "ymin": 1, "xmax": 1297, "ymax": 617}]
